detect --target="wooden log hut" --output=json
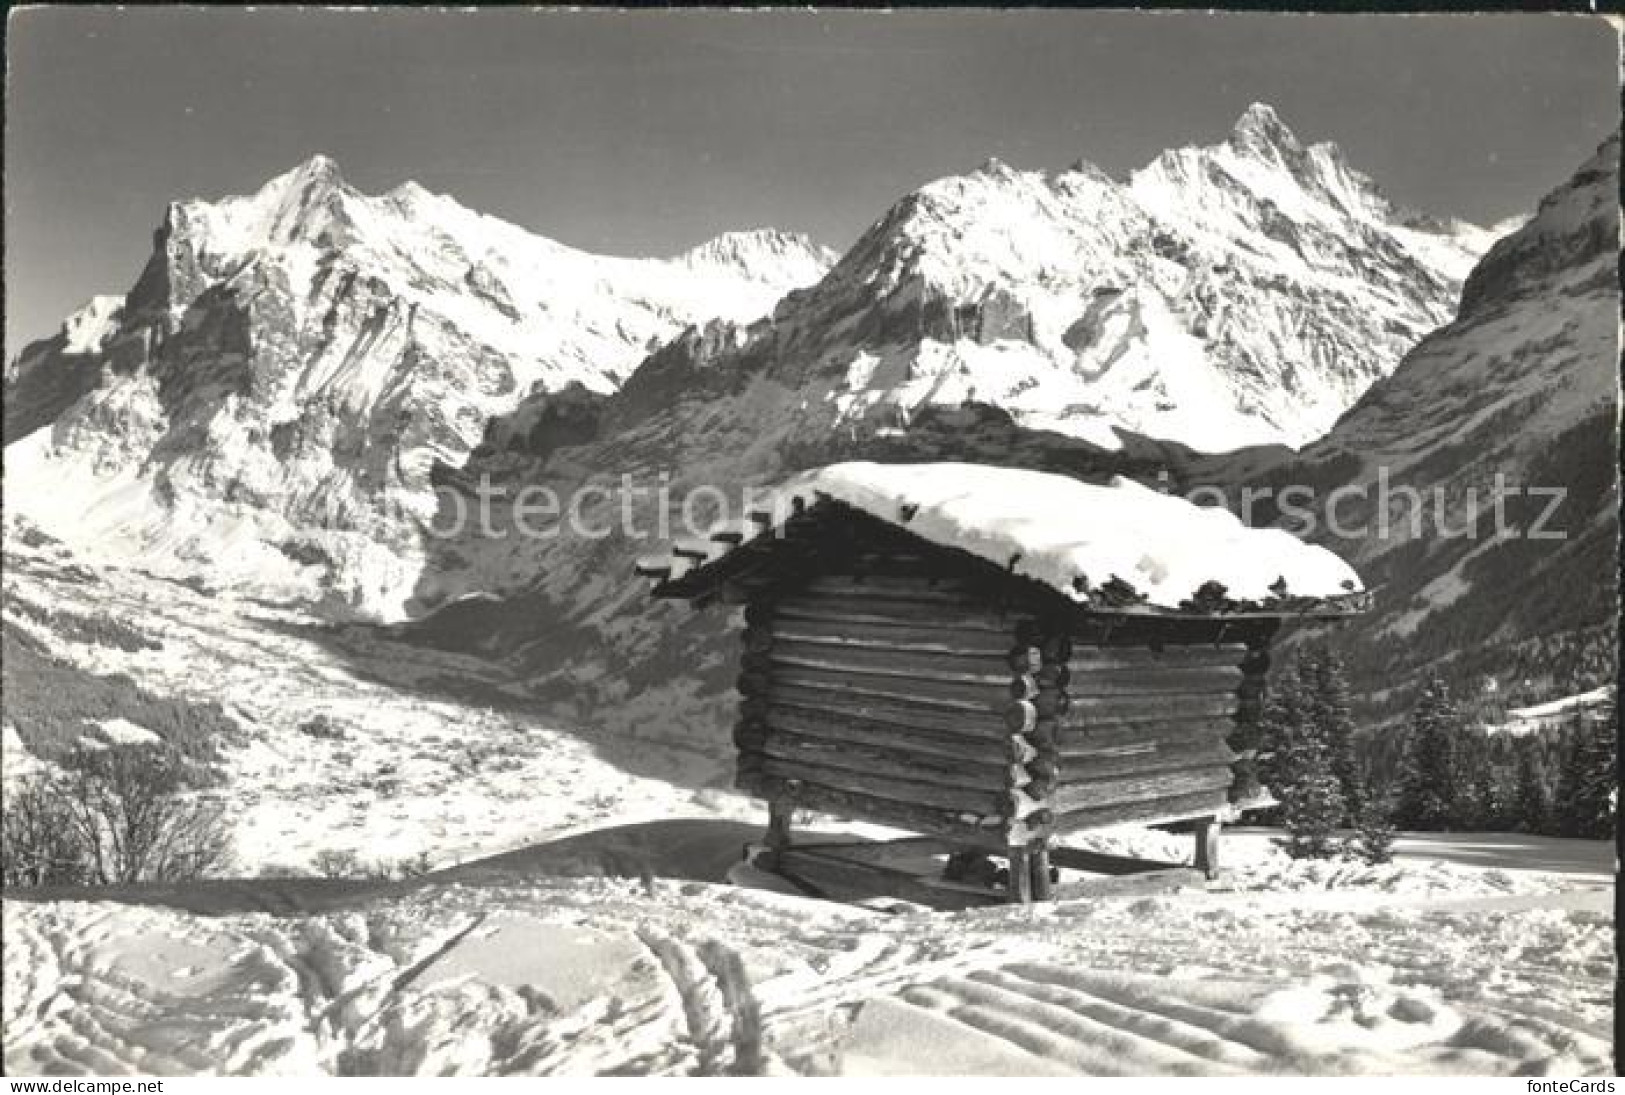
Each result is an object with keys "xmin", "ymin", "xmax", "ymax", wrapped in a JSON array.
[{"xmin": 636, "ymin": 462, "xmax": 1368, "ymax": 907}]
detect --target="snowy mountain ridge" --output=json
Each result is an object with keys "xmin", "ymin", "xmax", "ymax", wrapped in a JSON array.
[
  {"xmin": 617, "ymin": 103, "xmax": 1489, "ymax": 456},
  {"xmin": 6, "ymin": 106, "xmax": 1494, "ymax": 618},
  {"xmin": 4, "ymin": 155, "xmax": 834, "ymax": 615}
]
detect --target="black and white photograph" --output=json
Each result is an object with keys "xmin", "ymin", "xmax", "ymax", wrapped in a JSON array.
[{"xmin": 1, "ymin": 5, "xmax": 1618, "ymax": 1078}]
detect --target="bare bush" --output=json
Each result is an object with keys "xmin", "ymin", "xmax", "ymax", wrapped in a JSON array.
[
  {"xmin": 387, "ymin": 850, "xmax": 435, "ymax": 879},
  {"xmin": 297, "ymin": 714, "xmax": 345, "ymax": 740},
  {"xmin": 2, "ymin": 775, "xmax": 94, "ymax": 887},
  {"xmin": 1, "ymin": 744, "xmax": 233, "ymax": 887},
  {"xmin": 311, "ymin": 848, "xmax": 435, "ymax": 880},
  {"xmin": 312, "ymin": 848, "xmax": 364, "ymax": 878}
]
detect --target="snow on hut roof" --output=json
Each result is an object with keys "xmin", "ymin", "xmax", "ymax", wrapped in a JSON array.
[{"xmin": 638, "ymin": 461, "xmax": 1367, "ymax": 616}]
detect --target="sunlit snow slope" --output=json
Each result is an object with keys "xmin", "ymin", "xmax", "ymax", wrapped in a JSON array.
[{"xmin": 4, "ymin": 155, "xmax": 835, "ymax": 617}]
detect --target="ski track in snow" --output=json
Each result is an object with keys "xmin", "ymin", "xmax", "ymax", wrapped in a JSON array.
[{"xmin": 4, "ymin": 878, "xmax": 1612, "ymax": 1076}]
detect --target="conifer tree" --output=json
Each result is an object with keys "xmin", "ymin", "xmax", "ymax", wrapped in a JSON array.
[
  {"xmin": 1280, "ymin": 723, "xmax": 1345, "ymax": 859},
  {"xmin": 1304, "ymin": 646, "xmax": 1360, "ymax": 822},
  {"xmin": 1448, "ymin": 734, "xmax": 1501, "ymax": 830},
  {"xmin": 1514, "ymin": 744, "xmax": 1554, "ymax": 835},
  {"xmin": 1258, "ymin": 651, "xmax": 1345, "ymax": 858},
  {"xmin": 1254, "ymin": 660, "xmax": 1310, "ymax": 826},
  {"xmin": 1346, "ymin": 782, "xmax": 1397, "ymax": 865},
  {"xmin": 1557, "ymin": 706, "xmax": 1618, "ymax": 839},
  {"xmin": 1397, "ymin": 675, "xmax": 1460, "ymax": 830}
]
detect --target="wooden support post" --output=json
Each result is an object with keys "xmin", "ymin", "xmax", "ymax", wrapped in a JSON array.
[
  {"xmin": 1194, "ymin": 816, "xmax": 1221, "ymax": 879},
  {"xmin": 1009, "ymin": 846, "xmax": 1033, "ymax": 905},
  {"xmin": 1030, "ymin": 843, "xmax": 1053, "ymax": 902},
  {"xmin": 762, "ymin": 799, "xmax": 793, "ymax": 871}
]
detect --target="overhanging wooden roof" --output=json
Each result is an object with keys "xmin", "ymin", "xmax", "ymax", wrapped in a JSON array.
[{"xmin": 635, "ymin": 491, "xmax": 1371, "ymax": 623}]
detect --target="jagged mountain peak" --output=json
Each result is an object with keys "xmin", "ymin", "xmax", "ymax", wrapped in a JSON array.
[
  {"xmin": 1059, "ymin": 157, "xmax": 1118, "ymax": 185},
  {"xmin": 279, "ymin": 151, "xmax": 346, "ymax": 188},
  {"xmin": 973, "ymin": 155, "xmax": 1020, "ymax": 179},
  {"xmin": 1229, "ymin": 101, "xmax": 1303, "ymax": 154},
  {"xmin": 253, "ymin": 152, "xmax": 355, "ymax": 219}
]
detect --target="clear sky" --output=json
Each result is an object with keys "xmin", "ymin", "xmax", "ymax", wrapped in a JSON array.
[{"xmin": 5, "ymin": 7, "xmax": 1618, "ymax": 352}]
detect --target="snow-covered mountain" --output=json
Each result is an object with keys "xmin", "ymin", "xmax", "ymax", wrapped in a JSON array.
[
  {"xmin": 5, "ymin": 107, "xmax": 1492, "ymax": 623},
  {"xmin": 384, "ymin": 121, "xmax": 1612, "ymax": 760},
  {"xmin": 617, "ymin": 104, "xmax": 1488, "ymax": 455},
  {"xmin": 1205, "ymin": 132, "xmax": 1620, "ymax": 718},
  {"xmin": 4, "ymin": 155, "xmax": 835, "ymax": 615},
  {"xmin": 341, "ymin": 109, "xmax": 1520, "ymax": 757}
]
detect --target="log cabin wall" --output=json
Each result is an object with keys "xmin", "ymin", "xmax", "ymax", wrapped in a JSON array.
[
  {"xmin": 1047, "ymin": 619, "xmax": 1277, "ymax": 835},
  {"xmin": 731, "ymin": 560, "xmax": 1055, "ymax": 851}
]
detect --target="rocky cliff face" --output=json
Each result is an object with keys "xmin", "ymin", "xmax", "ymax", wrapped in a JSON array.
[
  {"xmin": 1200, "ymin": 133, "xmax": 1620, "ymax": 719},
  {"xmin": 4, "ymin": 156, "xmax": 834, "ymax": 616}
]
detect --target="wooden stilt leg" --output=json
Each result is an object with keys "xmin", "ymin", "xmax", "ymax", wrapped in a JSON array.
[
  {"xmin": 1030, "ymin": 843, "xmax": 1053, "ymax": 901},
  {"xmin": 1194, "ymin": 816, "xmax": 1221, "ymax": 879},
  {"xmin": 1009, "ymin": 846, "xmax": 1033, "ymax": 905},
  {"xmin": 762, "ymin": 799, "xmax": 793, "ymax": 870}
]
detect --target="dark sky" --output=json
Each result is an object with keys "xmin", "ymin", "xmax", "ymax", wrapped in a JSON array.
[{"xmin": 5, "ymin": 7, "xmax": 1618, "ymax": 352}]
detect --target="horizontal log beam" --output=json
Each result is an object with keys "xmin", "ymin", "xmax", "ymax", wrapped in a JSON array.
[
  {"xmin": 741, "ymin": 773, "xmax": 1009, "ymax": 847},
  {"xmin": 755, "ymin": 755, "xmax": 1006, "ymax": 815},
  {"xmin": 1063, "ymin": 693, "xmax": 1239, "ymax": 725},
  {"xmin": 1058, "ymin": 719, "xmax": 1234, "ymax": 755},
  {"xmin": 767, "ymin": 668, "xmax": 1007, "ymax": 715},
  {"xmin": 1047, "ymin": 845, "xmax": 1187, "ymax": 876},
  {"xmin": 768, "ymin": 682, "xmax": 1002, "ymax": 737},
  {"xmin": 1052, "ymin": 766, "xmax": 1234, "ymax": 815},
  {"xmin": 1065, "ymin": 666, "xmax": 1242, "ymax": 697},
  {"xmin": 763, "ymin": 704, "xmax": 1009, "ymax": 765},
  {"xmin": 758, "ymin": 731, "xmax": 1006, "ymax": 794},
  {"xmin": 765, "ymin": 642, "xmax": 1015, "ymax": 685},
  {"xmin": 765, "ymin": 616, "xmax": 1019, "ymax": 657},
  {"xmin": 1066, "ymin": 645, "xmax": 1249, "ymax": 671},
  {"xmin": 1051, "ymin": 787, "xmax": 1233, "ymax": 834},
  {"xmin": 772, "ymin": 595, "xmax": 1023, "ymax": 634},
  {"xmin": 1060, "ymin": 739, "xmax": 1236, "ymax": 783}
]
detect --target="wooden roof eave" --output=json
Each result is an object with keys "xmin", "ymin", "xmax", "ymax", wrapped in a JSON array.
[{"xmin": 636, "ymin": 493, "xmax": 1370, "ymax": 624}]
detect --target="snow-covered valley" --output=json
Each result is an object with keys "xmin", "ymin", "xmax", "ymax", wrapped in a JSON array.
[{"xmin": 1, "ymin": 534, "xmax": 1613, "ymax": 1076}]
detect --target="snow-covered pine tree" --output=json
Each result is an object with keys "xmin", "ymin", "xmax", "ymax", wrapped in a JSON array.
[
  {"xmin": 1304, "ymin": 645, "xmax": 1359, "ymax": 822},
  {"xmin": 1254, "ymin": 655, "xmax": 1312, "ymax": 826},
  {"xmin": 1347, "ymin": 782, "xmax": 1397, "ymax": 865},
  {"xmin": 1556, "ymin": 705, "xmax": 1618, "ymax": 839},
  {"xmin": 1258, "ymin": 650, "xmax": 1346, "ymax": 858},
  {"xmin": 1447, "ymin": 731, "xmax": 1501, "ymax": 829},
  {"xmin": 1514, "ymin": 743, "xmax": 1554, "ymax": 835},
  {"xmin": 1397, "ymin": 675, "xmax": 1460, "ymax": 830},
  {"xmin": 1280, "ymin": 712, "xmax": 1344, "ymax": 859}
]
